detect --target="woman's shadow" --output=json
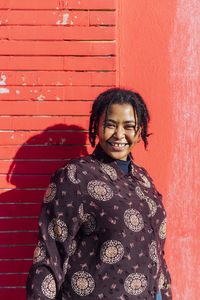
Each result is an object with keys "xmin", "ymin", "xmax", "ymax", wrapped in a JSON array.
[{"xmin": 0, "ymin": 124, "xmax": 90, "ymax": 282}]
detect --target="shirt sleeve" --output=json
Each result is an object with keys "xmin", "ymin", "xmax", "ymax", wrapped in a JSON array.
[
  {"xmin": 26, "ymin": 166, "xmax": 83, "ymax": 299},
  {"xmin": 142, "ymin": 170, "xmax": 172, "ymax": 299}
]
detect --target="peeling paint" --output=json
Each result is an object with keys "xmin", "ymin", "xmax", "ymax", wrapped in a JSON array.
[
  {"xmin": 0, "ymin": 87, "xmax": 9, "ymax": 94},
  {"xmin": 11, "ymin": 135, "xmax": 14, "ymax": 140},
  {"xmin": 70, "ymin": 20, "xmax": 74, "ymax": 25},
  {"xmin": 56, "ymin": 13, "xmax": 69, "ymax": 25},
  {"xmin": 16, "ymin": 90, "xmax": 20, "ymax": 94},
  {"xmin": 37, "ymin": 95, "xmax": 46, "ymax": 101},
  {"xmin": 56, "ymin": 82, "xmax": 63, "ymax": 86},
  {"xmin": 60, "ymin": 138, "xmax": 66, "ymax": 144},
  {"xmin": 0, "ymin": 73, "xmax": 7, "ymax": 85},
  {"xmin": 56, "ymin": 97, "xmax": 60, "ymax": 100},
  {"xmin": 5, "ymin": 19, "xmax": 8, "ymax": 23}
]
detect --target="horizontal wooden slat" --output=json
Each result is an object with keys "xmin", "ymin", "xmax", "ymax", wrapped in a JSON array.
[
  {"xmin": 0, "ymin": 274, "xmax": 27, "ymax": 287},
  {"xmin": 0, "ymin": 26, "xmax": 115, "ymax": 41},
  {"xmin": 0, "ymin": 56, "xmax": 115, "ymax": 71},
  {"xmin": 0, "ymin": 288, "xmax": 26, "ymax": 300},
  {"xmin": 0, "ymin": 145, "xmax": 93, "ymax": 159},
  {"xmin": 0, "ymin": 232, "xmax": 38, "ymax": 246},
  {"xmin": 0, "ymin": 116, "xmax": 90, "ymax": 130},
  {"xmin": 0, "ymin": 160, "xmax": 66, "ymax": 175},
  {"xmin": 0, "ymin": 175, "xmax": 50, "ymax": 188},
  {"xmin": 0, "ymin": 131, "xmax": 89, "ymax": 145},
  {"xmin": 0, "ymin": 0, "xmax": 116, "ymax": 10},
  {"xmin": 0, "ymin": 11, "xmax": 115, "ymax": 26},
  {"xmin": 0, "ymin": 204, "xmax": 41, "ymax": 217},
  {"xmin": 0, "ymin": 246, "xmax": 35, "ymax": 259},
  {"xmin": 0, "ymin": 218, "xmax": 38, "ymax": 231},
  {"xmin": 0, "ymin": 189, "xmax": 45, "ymax": 203},
  {"xmin": 0, "ymin": 101, "xmax": 92, "ymax": 115},
  {"xmin": 0, "ymin": 86, "xmax": 109, "ymax": 101},
  {"xmin": 0, "ymin": 260, "xmax": 32, "ymax": 273},
  {"xmin": 0, "ymin": 41, "xmax": 115, "ymax": 55},
  {"xmin": 0, "ymin": 71, "xmax": 115, "ymax": 86}
]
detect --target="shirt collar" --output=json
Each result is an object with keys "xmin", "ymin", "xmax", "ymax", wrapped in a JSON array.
[{"xmin": 92, "ymin": 143, "xmax": 142, "ymax": 181}]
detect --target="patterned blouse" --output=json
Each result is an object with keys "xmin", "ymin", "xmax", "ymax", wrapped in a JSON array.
[{"xmin": 26, "ymin": 145, "xmax": 172, "ymax": 300}]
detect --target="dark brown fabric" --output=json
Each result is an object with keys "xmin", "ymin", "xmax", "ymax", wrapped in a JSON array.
[{"xmin": 26, "ymin": 145, "xmax": 172, "ymax": 300}]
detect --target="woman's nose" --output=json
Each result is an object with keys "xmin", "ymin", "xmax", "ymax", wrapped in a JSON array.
[{"xmin": 113, "ymin": 126, "xmax": 125, "ymax": 139}]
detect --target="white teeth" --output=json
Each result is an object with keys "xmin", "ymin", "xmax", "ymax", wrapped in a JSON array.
[{"xmin": 111, "ymin": 143, "xmax": 126, "ymax": 147}]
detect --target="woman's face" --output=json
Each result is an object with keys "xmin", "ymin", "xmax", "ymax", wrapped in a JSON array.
[{"xmin": 97, "ymin": 103, "xmax": 141, "ymax": 161}]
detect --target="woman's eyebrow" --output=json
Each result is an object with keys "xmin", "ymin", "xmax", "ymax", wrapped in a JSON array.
[{"xmin": 106, "ymin": 119, "xmax": 136, "ymax": 124}]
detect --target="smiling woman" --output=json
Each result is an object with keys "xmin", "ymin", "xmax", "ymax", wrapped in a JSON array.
[{"xmin": 27, "ymin": 88, "xmax": 172, "ymax": 300}]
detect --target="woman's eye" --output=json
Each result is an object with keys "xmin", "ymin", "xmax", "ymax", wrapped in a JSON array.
[
  {"xmin": 125, "ymin": 125, "xmax": 135, "ymax": 130},
  {"xmin": 106, "ymin": 123, "xmax": 115, "ymax": 128}
]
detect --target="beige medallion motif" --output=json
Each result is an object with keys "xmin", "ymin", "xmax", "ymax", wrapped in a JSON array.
[
  {"xmin": 100, "ymin": 240, "xmax": 124, "ymax": 264},
  {"xmin": 71, "ymin": 271, "xmax": 95, "ymax": 296},
  {"xmin": 124, "ymin": 273, "xmax": 148, "ymax": 295},
  {"xmin": 87, "ymin": 180, "xmax": 113, "ymax": 201},
  {"xmin": 124, "ymin": 209, "xmax": 144, "ymax": 232},
  {"xmin": 41, "ymin": 274, "xmax": 56, "ymax": 299},
  {"xmin": 48, "ymin": 218, "xmax": 68, "ymax": 242}
]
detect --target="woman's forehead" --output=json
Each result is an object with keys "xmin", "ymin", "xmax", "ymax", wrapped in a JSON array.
[{"xmin": 102, "ymin": 103, "xmax": 137, "ymax": 119}]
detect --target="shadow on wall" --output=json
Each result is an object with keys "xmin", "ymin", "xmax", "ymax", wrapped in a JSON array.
[{"xmin": 0, "ymin": 124, "xmax": 89, "ymax": 294}]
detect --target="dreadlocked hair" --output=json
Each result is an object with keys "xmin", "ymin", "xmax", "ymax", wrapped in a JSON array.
[{"xmin": 89, "ymin": 88, "xmax": 150, "ymax": 149}]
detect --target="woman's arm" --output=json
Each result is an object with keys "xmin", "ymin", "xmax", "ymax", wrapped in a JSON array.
[{"xmin": 26, "ymin": 167, "xmax": 82, "ymax": 299}]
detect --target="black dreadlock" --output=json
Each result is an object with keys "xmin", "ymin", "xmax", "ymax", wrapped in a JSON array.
[{"xmin": 89, "ymin": 88, "xmax": 150, "ymax": 149}]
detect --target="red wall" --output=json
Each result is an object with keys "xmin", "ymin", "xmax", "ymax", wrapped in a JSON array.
[
  {"xmin": 0, "ymin": 1, "xmax": 116, "ymax": 299},
  {"xmin": 118, "ymin": 1, "xmax": 200, "ymax": 299}
]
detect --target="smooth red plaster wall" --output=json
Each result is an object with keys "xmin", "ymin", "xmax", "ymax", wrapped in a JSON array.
[{"xmin": 118, "ymin": 1, "xmax": 200, "ymax": 299}]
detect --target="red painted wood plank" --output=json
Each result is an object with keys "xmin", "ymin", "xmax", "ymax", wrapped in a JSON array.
[
  {"xmin": 0, "ymin": 189, "xmax": 45, "ymax": 204},
  {"xmin": 0, "ymin": 11, "xmax": 89, "ymax": 26},
  {"xmin": 0, "ymin": 160, "xmax": 66, "ymax": 175},
  {"xmin": 0, "ymin": 175, "xmax": 50, "ymax": 188},
  {"xmin": 0, "ymin": 101, "xmax": 92, "ymax": 115},
  {"xmin": 0, "ymin": 246, "xmax": 35, "ymax": 259},
  {"xmin": 0, "ymin": 41, "xmax": 116, "ymax": 55},
  {"xmin": 0, "ymin": 204, "xmax": 41, "ymax": 217},
  {"xmin": 0, "ymin": 56, "xmax": 115, "ymax": 71},
  {"xmin": 90, "ymin": 11, "xmax": 116, "ymax": 26},
  {"xmin": 0, "ymin": 0, "xmax": 116, "ymax": 10},
  {"xmin": 64, "ymin": 56, "xmax": 116, "ymax": 71},
  {"xmin": 0, "ymin": 288, "xmax": 26, "ymax": 300},
  {"xmin": 0, "ymin": 232, "xmax": 38, "ymax": 246},
  {"xmin": 0, "ymin": 260, "xmax": 32, "ymax": 273},
  {"xmin": 0, "ymin": 218, "xmax": 38, "ymax": 231},
  {"xmin": 0, "ymin": 56, "xmax": 64, "ymax": 71},
  {"xmin": 0, "ymin": 145, "xmax": 93, "ymax": 159},
  {"xmin": 0, "ymin": 131, "xmax": 90, "ymax": 145},
  {"xmin": 0, "ymin": 116, "xmax": 90, "ymax": 130},
  {"xmin": 0, "ymin": 274, "xmax": 27, "ymax": 287},
  {"xmin": 0, "ymin": 26, "xmax": 115, "ymax": 41},
  {"xmin": 0, "ymin": 86, "xmax": 109, "ymax": 101},
  {"xmin": 0, "ymin": 71, "xmax": 115, "ymax": 86}
]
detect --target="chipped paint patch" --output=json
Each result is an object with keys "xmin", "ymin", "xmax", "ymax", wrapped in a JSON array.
[
  {"xmin": 16, "ymin": 90, "xmax": 20, "ymax": 94},
  {"xmin": 37, "ymin": 95, "xmax": 46, "ymax": 101},
  {"xmin": 0, "ymin": 73, "xmax": 7, "ymax": 85},
  {"xmin": 0, "ymin": 87, "xmax": 9, "ymax": 94},
  {"xmin": 56, "ymin": 13, "xmax": 69, "ymax": 25}
]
